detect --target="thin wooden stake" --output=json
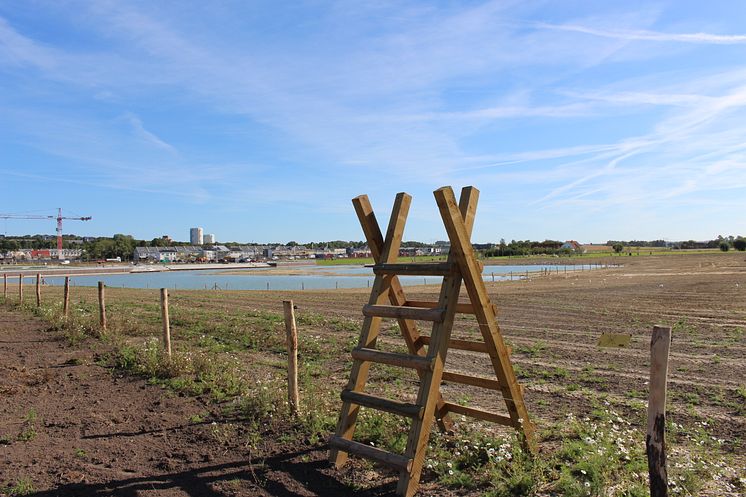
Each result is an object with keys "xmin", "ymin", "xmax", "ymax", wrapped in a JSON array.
[
  {"xmin": 160, "ymin": 288, "xmax": 172, "ymax": 357},
  {"xmin": 63, "ymin": 276, "xmax": 70, "ymax": 318},
  {"xmin": 18, "ymin": 274, "xmax": 23, "ymax": 303},
  {"xmin": 36, "ymin": 273, "xmax": 41, "ymax": 307},
  {"xmin": 97, "ymin": 281, "xmax": 107, "ymax": 331},
  {"xmin": 3, "ymin": 273, "xmax": 7, "ymax": 300},
  {"xmin": 283, "ymin": 300, "xmax": 300, "ymax": 416},
  {"xmin": 647, "ymin": 325, "xmax": 672, "ymax": 497}
]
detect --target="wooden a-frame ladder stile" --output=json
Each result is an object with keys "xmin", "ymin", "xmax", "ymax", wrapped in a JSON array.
[{"xmin": 328, "ymin": 186, "xmax": 537, "ymax": 497}]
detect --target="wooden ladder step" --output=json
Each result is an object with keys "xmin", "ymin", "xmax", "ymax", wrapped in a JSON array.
[
  {"xmin": 363, "ymin": 304, "xmax": 445, "ymax": 322},
  {"xmin": 372, "ymin": 262, "xmax": 455, "ymax": 276},
  {"xmin": 351, "ymin": 347, "xmax": 434, "ymax": 371},
  {"xmin": 416, "ymin": 336, "xmax": 512, "ymax": 355},
  {"xmin": 341, "ymin": 390, "xmax": 424, "ymax": 419},
  {"xmin": 404, "ymin": 300, "xmax": 498, "ymax": 316},
  {"xmin": 329, "ymin": 436, "xmax": 413, "ymax": 472},
  {"xmin": 442, "ymin": 403, "xmax": 514, "ymax": 427},
  {"xmin": 441, "ymin": 370, "xmax": 500, "ymax": 390}
]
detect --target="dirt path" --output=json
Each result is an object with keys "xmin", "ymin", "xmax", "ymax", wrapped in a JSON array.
[{"xmin": 0, "ymin": 309, "xmax": 404, "ymax": 497}]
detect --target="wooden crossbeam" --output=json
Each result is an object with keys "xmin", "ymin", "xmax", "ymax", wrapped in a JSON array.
[
  {"xmin": 363, "ymin": 304, "xmax": 445, "ymax": 322},
  {"xmin": 372, "ymin": 262, "xmax": 455, "ymax": 276},
  {"xmin": 404, "ymin": 300, "xmax": 498, "ymax": 315},
  {"xmin": 329, "ymin": 436, "xmax": 412, "ymax": 472}
]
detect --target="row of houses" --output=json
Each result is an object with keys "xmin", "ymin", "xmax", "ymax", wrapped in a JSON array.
[
  {"xmin": 133, "ymin": 244, "xmax": 450, "ymax": 263},
  {"xmin": 0, "ymin": 248, "xmax": 84, "ymax": 261},
  {"xmin": 134, "ymin": 245, "xmax": 355, "ymax": 263}
]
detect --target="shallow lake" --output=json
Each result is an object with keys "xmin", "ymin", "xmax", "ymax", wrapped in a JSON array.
[{"xmin": 39, "ymin": 264, "xmax": 604, "ymax": 291}]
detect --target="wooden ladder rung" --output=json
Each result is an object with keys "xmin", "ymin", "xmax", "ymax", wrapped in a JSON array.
[
  {"xmin": 372, "ymin": 262, "xmax": 455, "ymax": 276},
  {"xmin": 441, "ymin": 371, "xmax": 500, "ymax": 390},
  {"xmin": 329, "ymin": 436, "xmax": 413, "ymax": 472},
  {"xmin": 341, "ymin": 390, "xmax": 424, "ymax": 419},
  {"xmin": 404, "ymin": 300, "xmax": 498, "ymax": 316},
  {"xmin": 442, "ymin": 403, "xmax": 514, "ymax": 427},
  {"xmin": 417, "ymin": 336, "xmax": 512, "ymax": 355},
  {"xmin": 351, "ymin": 347, "xmax": 434, "ymax": 371},
  {"xmin": 363, "ymin": 304, "xmax": 445, "ymax": 322}
]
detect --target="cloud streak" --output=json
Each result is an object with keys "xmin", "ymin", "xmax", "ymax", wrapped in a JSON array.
[{"xmin": 534, "ymin": 22, "xmax": 746, "ymax": 44}]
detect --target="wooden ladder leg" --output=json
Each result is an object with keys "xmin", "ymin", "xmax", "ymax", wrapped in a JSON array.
[
  {"xmin": 330, "ymin": 193, "xmax": 411, "ymax": 467},
  {"xmin": 397, "ymin": 188, "xmax": 479, "ymax": 497},
  {"xmin": 434, "ymin": 186, "xmax": 537, "ymax": 453}
]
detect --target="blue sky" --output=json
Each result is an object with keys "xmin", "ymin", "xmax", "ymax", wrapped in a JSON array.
[{"xmin": 1, "ymin": 1, "xmax": 745, "ymax": 244}]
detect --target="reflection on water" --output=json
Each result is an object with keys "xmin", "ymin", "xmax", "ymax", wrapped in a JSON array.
[{"xmin": 39, "ymin": 264, "xmax": 605, "ymax": 291}]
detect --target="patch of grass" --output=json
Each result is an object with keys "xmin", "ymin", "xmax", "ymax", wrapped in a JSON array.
[
  {"xmin": 188, "ymin": 412, "xmax": 208, "ymax": 424},
  {"xmin": 17, "ymin": 409, "xmax": 38, "ymax": 442},
  {"xmin": 514, "ymin": 340, "xmax": 547, "ymax": 357},
  {"xmin": 7, "ymin": 478, "xmax": 34, "ymax": 496}
]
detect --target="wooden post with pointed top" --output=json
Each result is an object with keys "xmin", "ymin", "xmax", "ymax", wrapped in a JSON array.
[
  {"xmin": 647, "ymin": 325, "xmax": 672, "ymax": 497},
  {"xmin": 63, "ymin": 276, "xmax": 70, "ymax": 318},
  {"xmin": 3, "ymin": 273, "xmax": 6, "ymax": 300},
  {"xmin": 160, "ymin": 288, "xmax": 171, "ymax": 357},
  {"xmin": 97, "ymin": 281, "xmax": 107, "ymax": 331},
  {"xmin": 36, "ymin": 273, "xmax": 41, "ymax": 307},
  {"xmin": 18, "ymin": 274, "xmax": 23, "ymax": 303},
  {"xmin": 283, "ymin": 300, "xmax": 300, "ymax": 416}
]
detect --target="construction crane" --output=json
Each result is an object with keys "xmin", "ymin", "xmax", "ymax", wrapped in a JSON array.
[{"xmin": 0, "ymin": 208, "xmax": 92, "ymax": 259}]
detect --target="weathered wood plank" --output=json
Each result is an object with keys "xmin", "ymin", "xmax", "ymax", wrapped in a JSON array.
[
  {"xmin": 372, "ymin": 263, "xmax": 454, "ymax": 276},
  {"xmin": 329, "ymin": 436, "xmax": 412, "ymax": 472},
  {"xmin": 351, "ymin": 348, "xmax": 434, "ymax": 371},
  {"xmin": 404, "ymin": 299, "xmax": 498, "ymax": 315},
  {"xmin": 341, "ymin": 390, "xmax": 423, "ymax": 419},
  {"xmin": 441, "ymin": 370, "xmax": 500, "ymax": 390},
  {"xmin": 362, "ymin": 304, "xmax": 445, "ymax": 322},
  {"xmin": 442, "ymin": 402, "xmax": 514, "ymax": 426}
]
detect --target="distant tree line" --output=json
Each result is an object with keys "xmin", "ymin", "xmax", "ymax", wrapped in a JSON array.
[
  {"xmin": 483, "ymin": 239, "xmax": 572, "ymax": 257},
  {"xmin": 606, "ymin": 235, "xmax": 745, "ymax": 252},
  {"xmin": 606, "ymin": 240, "xmax": 667, "ymax": 247}
]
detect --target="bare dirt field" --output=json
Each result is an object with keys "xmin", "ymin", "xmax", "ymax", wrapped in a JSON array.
[{"xmin": 1, "ymin": 252, "xmax": 744, "ymax": 496}]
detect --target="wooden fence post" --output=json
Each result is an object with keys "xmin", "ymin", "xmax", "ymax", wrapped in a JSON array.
[
  {"xmin": 97, "ymin": 281, "xmax": 107, "ymax": 331},
  {"xmin": 3, "ymin": 273, "xmax": 6, "ymax": 300},
  {"xmin": 36, "ymin": 273, "xmax": 41, "ymax": 307},
  {"xmin": 18, "ymin": 274, "xmax": 23, "ymax": 303},
  {"xmin": 283, "ymin": 300, "xmax": 300, "ymax": 416},
  {"xmin": 63, "ymin": 276, "xmax": 70, "ymax": 318},
  {"xmin": 160, "ymin": 288, "xmax": 172, "ymax": 357},
  {"xmin": 647, "ymin": 325, "xmax": 672, "ymax": 497}
]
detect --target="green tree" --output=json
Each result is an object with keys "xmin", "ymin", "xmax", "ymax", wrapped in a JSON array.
[
  {"xmin": 612, "ymin": 243, "xmax": 624, "ymax": 254},
  {"xmin": 719, "ymin": 241, "xmax": 730, "ymax": 252},
  {"xmin": 733, "ymin": 237, "xmax": 746, "ymax": 251}
]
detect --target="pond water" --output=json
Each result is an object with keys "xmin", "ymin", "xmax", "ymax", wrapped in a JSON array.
[{"xmin": 39, "ymin": 263, "xmax": 605, "ymax": 291}]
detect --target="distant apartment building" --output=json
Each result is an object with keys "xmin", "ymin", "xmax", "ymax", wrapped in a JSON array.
[
  {"xmin": 190, "ymin": 227, "xmax": 203, "ymax": 245},
  {"xmin": 203, "ymin": 233, "xmax": 216, "ymax": 244}
]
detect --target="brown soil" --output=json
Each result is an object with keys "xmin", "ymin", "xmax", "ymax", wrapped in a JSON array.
[{"xmin": 0, "ymin": 311, "xmax": 413, "ymax": 497}]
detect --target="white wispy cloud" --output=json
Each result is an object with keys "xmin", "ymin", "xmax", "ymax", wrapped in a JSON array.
[
  {"xmin": 122, "ymin": 112, "xmax": 177, "ymax": 153},
  {"xmin": 534, "ymin": 22, "xmax": 746, "ymax": 44}
]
